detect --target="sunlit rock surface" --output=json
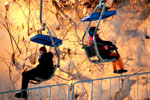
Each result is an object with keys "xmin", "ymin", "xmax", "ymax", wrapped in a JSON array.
[{"xmin": 0, "ymin": 0, "xmax": 150, "ymax": 99}]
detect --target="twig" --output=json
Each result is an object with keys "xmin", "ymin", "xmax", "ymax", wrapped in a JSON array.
[{"xmin": 0, "ymin": 57, "xmax": 15, "ymax": 89}]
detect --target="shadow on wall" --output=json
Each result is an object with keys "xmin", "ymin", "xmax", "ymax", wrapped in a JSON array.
[
  {"xmin": 125, "ymin": 30, "xmax": 150, "ymax": 67},
  {"xmin": 136, "ymin": 45, "xmax": 150, "ymax": 67},
  {"xmin": 125, "ymin": 30, "xmax": 141, "ymax": 40}
]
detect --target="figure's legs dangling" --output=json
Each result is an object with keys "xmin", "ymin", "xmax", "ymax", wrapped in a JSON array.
[
  {"xmin": 110, "ymin": 52, "xmax": 127, "ymax": 73},
  {"xmin": 15, "ymin": 69, "xmax": 37, "ymax": 98}
]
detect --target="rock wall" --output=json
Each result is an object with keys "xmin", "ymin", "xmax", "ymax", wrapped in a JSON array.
[{"xmin": 0, "ymin": 0, "xmax": 150, "ymax": 99}]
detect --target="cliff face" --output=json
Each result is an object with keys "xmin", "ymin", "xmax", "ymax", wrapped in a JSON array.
[{"xmin": 0, "ymin": 0, "xmax": 150, "ymax": 99}]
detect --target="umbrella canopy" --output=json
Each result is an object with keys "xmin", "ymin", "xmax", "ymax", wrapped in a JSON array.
[
  {"xmin": 81, "ymin": 10, "xmax": 116, "ymax": 22},
  {"xmin": 30, "ymin": 34, "xmax": 62, "ymax": 47}
]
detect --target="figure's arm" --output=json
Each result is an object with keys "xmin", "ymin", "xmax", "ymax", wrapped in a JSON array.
[
  {"xmin": 37, "ymin": 52, "xmax": 53, "ymax": 68},
  {"xmin": 96, "ymin": 37, "xmax": 113, "ymax": 46},
  {"xmin": 96, "ymin": 37, "xmax": 117, "ymax": 49},
  {"xmin": 40, "ymin": 52, "xmax": 53, "ymax": 65}
]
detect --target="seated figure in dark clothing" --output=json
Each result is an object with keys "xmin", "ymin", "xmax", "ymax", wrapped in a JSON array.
[
  {"xmin": 15, "ymin": 46, "xmax": 54, "ymax": 98},
  {"xmin": 88, "ymin": 27, "xmax": 127, "ymax": 74}
]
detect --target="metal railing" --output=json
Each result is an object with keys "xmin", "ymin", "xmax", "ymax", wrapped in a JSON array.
[
  {"xmin": 72, "ymin": 72, "xmax": 150, "ymax": 100},
  {"xmin": 0, "ymin": 84, "xmax": 70, "ymax": 100},
  {"xmin": 0, "ymin": 72, "xmax": 150, "ymax": 100}
]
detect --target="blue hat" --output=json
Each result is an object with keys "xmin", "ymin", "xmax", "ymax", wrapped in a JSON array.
[{"xmin": 88, "ymin": 27, "xmax": 99, "ymax": 36}]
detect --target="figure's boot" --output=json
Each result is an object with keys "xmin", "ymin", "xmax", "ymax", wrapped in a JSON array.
[
  {"xmin": 114, "ymin": 69, "xmax": 127, "ymax": 74},
  {"xmin": 15, "ymin": 91, "xmax": 27, "ymax": 98},
  {"xmin": 112, "ymin": 56, "xmax": 127, "ymax": 74}
]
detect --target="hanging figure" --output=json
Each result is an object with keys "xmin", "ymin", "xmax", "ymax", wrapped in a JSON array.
[
  {"xmin": 88, "ymin": 27, "xmax": 127, "ymax": 74},
  {"xmin": 15, "ymin": 46, "xmax": 54, "ymax": 98}
]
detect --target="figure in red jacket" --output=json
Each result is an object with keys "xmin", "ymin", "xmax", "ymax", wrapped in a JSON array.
[{"xmin": 88, "ymin": 27, "xmax": 127, "ymax": 74}]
